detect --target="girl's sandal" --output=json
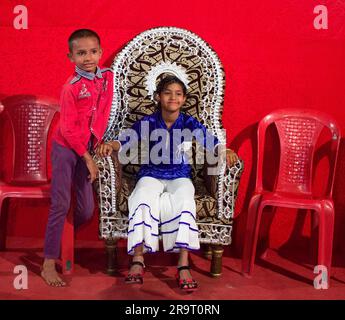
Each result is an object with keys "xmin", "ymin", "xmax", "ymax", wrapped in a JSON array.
[
  {"xmin": 176, "ymin": 266, "xmax": 198, "ymax": 292},
  {"xmin": 125, "ymin": 261, "xmax": 145, "ymax": 284}
]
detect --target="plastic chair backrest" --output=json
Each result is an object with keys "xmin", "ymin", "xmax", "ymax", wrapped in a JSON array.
[
  {"xmin": 256, "ymin": 109, "xmax": 340, "ymax": 196},
  {"xmin": 1, "ymin": 96, "xmax": 59, "ymax": 184}
]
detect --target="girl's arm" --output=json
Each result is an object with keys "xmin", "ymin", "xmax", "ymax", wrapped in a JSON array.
[{"xmin": 190, "ymin": 117, "xmax": 239, "ymax": 167}]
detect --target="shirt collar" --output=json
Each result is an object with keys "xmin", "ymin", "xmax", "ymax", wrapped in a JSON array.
[
  {"xmin": 157, "ymin": 110, "xmax": 182, "ymax": 130},
  {"xmin": 75, "ymin": 66, "xmax": 103, "ymax": 80}
]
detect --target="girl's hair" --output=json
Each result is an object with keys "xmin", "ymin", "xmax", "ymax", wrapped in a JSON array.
[
  {"xmin": 155, "ymin": 74, "xmax": 188, "ymax": 97},
  {"xmin": 154, "ymin": 75, "xmax": 188, "ymax": 110}
]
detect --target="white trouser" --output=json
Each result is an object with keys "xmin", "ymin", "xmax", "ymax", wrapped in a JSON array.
[{"xmin": 127, "ymin": 176, "xmax": 199, "ymax": 255}]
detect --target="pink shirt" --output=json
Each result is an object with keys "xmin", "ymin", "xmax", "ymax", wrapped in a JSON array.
[{"xmin": 53, "ymin": 66, "xmax": 113, "ymax": 156}]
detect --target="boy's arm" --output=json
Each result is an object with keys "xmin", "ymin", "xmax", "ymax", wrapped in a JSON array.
[
  {"xmin": 59, "ymin": 85, "xmax": 87, "ymax": 156},
  {"xmin": 96, "ymin": 119, "xmax": 142, "ymax": 157}
]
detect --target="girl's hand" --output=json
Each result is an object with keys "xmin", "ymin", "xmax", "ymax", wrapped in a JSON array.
[
  {"xmin": 226, "ymin": 149, "xmax": 239, "ymax": 167},
  {"xmin": 96, "ymin": 142, "xmax": 113, "ymax": 157}
]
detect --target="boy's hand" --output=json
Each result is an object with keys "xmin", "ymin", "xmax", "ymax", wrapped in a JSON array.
[
  {"xmin": 226, "ymin": 149, "xmax": 239, "ymax": 167},
  {"xmin": 85, "ymin": 158, "xmax": 98, "ymax": 183},
  {"xmin": 83, "ymin": 151, "xmax": 99, "ymax": 183}
]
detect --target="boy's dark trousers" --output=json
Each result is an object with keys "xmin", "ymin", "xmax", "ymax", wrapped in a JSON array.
[{"xmin": 43, "ymin": 141, "xmax": 94, "ymax": 259}]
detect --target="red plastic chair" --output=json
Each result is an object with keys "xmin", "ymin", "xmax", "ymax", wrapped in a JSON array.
[
  {"xmin": 242, "ymin": 109, "xmax": 340, "ymax": 287},
  {"xmin": 0, "ymin": 96, "xmax": 74, "ymax": 274}
]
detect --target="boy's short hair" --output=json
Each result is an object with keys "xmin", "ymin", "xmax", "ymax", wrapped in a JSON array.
[{"xmin": 68, "ymin": 29, "xmax": 101, "ymax": 51}]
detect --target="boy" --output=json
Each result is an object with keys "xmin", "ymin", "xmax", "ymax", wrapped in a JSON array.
[{"xmin": 41, "ymin": 29, "xmax": 113, "ymax": 286}]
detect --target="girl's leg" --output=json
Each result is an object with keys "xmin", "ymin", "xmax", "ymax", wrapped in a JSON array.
[
  {"xmin": 127, "ymin": 177, "xmax": 164, "ymax": 255},
  {"xmin": 177, "ymin": 248, "xmax": 198, "ymax": 291},
  {"xmin": 128, "ymin": 244, "xmax": 145, "ymax": 275},
  {"xmin": 126, "ymin": 177, "xmax": 163, "ymax": 283},
  {"xmin": 178, "ymin": 248, "xmax": 189, "ymax": 266},
  {"xmin": 163, "ymin": 178, "xmax": 199, "ymax": 290},
  {"xmin": 162, "ymin": 178, "xmax": 199, "ymax": 252},
  {"xmin": 125, "ymin": 241, "xmax": 145, "ymax": 284}
]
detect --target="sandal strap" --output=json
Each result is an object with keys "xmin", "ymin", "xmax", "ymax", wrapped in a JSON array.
[
  {"xmin": 131, "ymin": 261, "xmax": 145, "ymax": 268},
  {"xmin": 177, "ymin": 265, "xmax": 190, "ymax": 271}
]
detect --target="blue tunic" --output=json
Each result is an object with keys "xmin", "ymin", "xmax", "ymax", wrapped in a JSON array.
[{"xmin": 118, "ymin": 111, "xmax": 219, "ymax": 180}]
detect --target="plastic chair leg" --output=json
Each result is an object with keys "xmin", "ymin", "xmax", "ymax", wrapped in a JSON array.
[
  {"xmin": 317, "ymin": 200, "xmax": 334, "ymax": 288},
  {"xmin": 61, "ymin": 211, "xmax": 74, "ymax": 275},
  {"xmin": 0, "ymin": 195, "xmax": 7, "ymax": 251},
  {"xmin": 241, "ymin": 193, "xmax": 263, "ymax": 276}
]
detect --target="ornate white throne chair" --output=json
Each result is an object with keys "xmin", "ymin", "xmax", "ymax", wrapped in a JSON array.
[{"xmin": 94, "ymin": 27, "xmax": 244, "ymax": 276}]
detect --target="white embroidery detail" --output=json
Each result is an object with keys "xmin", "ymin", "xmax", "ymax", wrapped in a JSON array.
[
  {"xmin": 176, "ymin": 141, "xmax": 193, "ymax": 161},
  {"xmin": 78, "ymin": 83, "xmax": 91, "ymax": 99}
]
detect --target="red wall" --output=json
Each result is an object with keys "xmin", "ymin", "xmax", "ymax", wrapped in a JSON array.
[{"xmin": 1, "ymin": 0, "xmax": 345, "ymax": 256}]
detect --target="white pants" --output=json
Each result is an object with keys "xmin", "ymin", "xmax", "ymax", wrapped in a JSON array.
[{"xmin": 127, "ymin": 176, "xmax": 200, "ymax": 255}]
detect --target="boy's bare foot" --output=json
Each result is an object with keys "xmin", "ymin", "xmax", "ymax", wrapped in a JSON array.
[{"xmin": 41, "ymin": 259, "xmax": 66, "ymax": 287}]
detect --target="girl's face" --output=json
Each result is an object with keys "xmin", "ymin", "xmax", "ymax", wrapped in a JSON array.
[{"xmin": 156, "ymin": 83, "xmax": 186, "ymax": 113}]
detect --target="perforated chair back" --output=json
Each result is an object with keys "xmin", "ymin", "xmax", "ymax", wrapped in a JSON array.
[
  {"xmin": 256, "ymin": 109, "xmax": 340, "ymax": 195},
  {"xmin": 1, "ymin": 96, "xmax": 59, "ymax": 184}
]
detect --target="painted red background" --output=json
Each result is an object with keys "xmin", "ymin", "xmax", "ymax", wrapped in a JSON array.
[{"xmin": 1, "ymin": 0, "xmax": 345, "ymax": 258}]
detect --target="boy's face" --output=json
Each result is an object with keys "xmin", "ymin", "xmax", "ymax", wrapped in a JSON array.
[{"xmin": 68, "ymin": 36, "xmax": 102, "ymax": 73}]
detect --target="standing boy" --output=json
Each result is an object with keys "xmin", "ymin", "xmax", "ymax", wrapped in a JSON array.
[{"xmin": 41, "ymin": 29, "xmax": 113, "ymax": 286}]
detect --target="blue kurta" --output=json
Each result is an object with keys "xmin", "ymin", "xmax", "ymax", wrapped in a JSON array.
[{"xmin": 118, "ymin": 111, "xmax": 219, "ymax": 180}]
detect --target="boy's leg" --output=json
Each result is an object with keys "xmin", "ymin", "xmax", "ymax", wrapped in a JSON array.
[
  {"xmin": 73, "ymin": 157, "xmax": 95, "ymax": 229},
  {"xmin": 42, "ymin": 142, "xmax": 78, "ymax": 286}
]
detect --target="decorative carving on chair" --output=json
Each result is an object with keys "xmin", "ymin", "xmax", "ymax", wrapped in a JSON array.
[{"xmin": 104, "ymin": 27, "xmax": 225, "ymax": 142}]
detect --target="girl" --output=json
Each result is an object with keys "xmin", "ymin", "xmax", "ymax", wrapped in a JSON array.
[{"xmin": 97, "ymin": 75, "xmax": 238, "ymax": 292}]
